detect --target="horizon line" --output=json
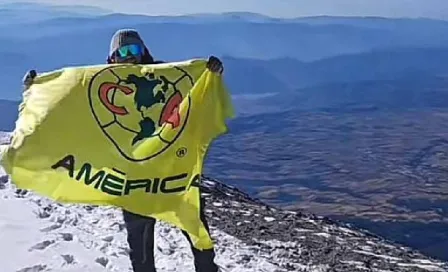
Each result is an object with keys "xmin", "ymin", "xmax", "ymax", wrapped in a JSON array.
[{"xmin": 2, "ymin": 2, "xmax": 448, "ymax": 22}]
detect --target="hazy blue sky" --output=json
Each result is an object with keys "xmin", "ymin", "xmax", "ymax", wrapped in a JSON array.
[{"xmin": 2, "ymin": 0, "xmax": 448, "ymax": 19}]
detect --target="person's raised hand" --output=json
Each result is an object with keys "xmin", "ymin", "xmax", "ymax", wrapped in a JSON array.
[
  {"xmin": 22, "ymin": 69, "xmax": 37, "ymax": 90},
  {"xmin": 206, "ymin": 56, "xmax": 224, "ymax": 74}
]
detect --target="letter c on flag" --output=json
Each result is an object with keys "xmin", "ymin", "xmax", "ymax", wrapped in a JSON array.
[{"xmin": 99, "ymin": 83, "xmax": 134, "ymax": 115}]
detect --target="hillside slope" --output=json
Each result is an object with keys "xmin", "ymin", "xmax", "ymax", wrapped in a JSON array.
[{"xmin": 0, "ymin": 133, "xmax": 447, "ymax": 272}]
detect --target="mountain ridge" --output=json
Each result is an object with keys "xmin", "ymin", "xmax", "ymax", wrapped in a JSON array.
[
  {"xmin": 7, "ymin": 3, "xmax": 448, "ymax": 23},
  {"xmin": 4, "ymin": 5, "xmax": 448, "ymax": 60},
  {"xmin": 0, "ymin": 2, "xmax": 112, "ymax": 15},
  {"xmin": 4, "ymin": 46, "xmax": 448, "ymax": 100}
]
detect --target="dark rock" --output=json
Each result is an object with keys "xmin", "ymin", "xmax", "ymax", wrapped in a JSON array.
[{"xmin": 200, "ymin": 176, "xmax": 448, "ymax": 272}]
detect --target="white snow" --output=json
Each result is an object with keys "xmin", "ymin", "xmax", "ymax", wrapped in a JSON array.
[
  {"xmin": 0, "ymin": 163, "xmax": 4, "ymax": 176},
  {"xmin": 294, "ymin": 227, "xmax": 313, "ymax": 232},
  {"xmin": 313, "ymin": 232, "xmax": 331, "ymax": 238},
  {"xmin": 397, "ymin": 263, "xmax": 447, "ymax": 272},
  {"xmin": 352, "ymin": 249, "xmax": 402, "ymax": 261},
  {"xmin": 414, "ymin": 259, "xmax": 447, "ymax": 266},
  {"xmin": 339, "ymin": 227, "xmax": 359, "ymax": 235},
  {"xmin": 0, "ymin": 178, "xmax": 294, "ymax": 272},
  {"xmin": 351, "ymin": 250, "xmax": 447, "ymax": 272}
]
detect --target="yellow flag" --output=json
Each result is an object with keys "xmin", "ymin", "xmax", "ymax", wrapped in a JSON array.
[{"xmin": 1, "ymin": 59, "xmax": 235, "ymax": 249}]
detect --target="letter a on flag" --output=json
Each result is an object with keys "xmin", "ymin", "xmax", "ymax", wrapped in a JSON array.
[{"xmin": 0, "ymin": 59, "xmax": 235, "ymax": 249}]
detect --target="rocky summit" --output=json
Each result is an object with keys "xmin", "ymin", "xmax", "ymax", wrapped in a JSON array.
[{"xmin": 200, "ymin": 177, "xmax": 448, "ymax": 272}]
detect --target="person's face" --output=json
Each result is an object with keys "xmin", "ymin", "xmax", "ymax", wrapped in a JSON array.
[{"xmin": 111, "ymin": 44, "xmax": 144, "ymax": 64}]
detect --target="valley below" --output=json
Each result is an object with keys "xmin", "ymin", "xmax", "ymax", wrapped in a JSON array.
[{"xmin": 204, "ymin": 107, "xmax": 448, "ymax": 261}]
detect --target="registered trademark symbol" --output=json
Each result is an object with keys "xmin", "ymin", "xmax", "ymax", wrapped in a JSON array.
[{"xmin": 176, "ymin": 147, "xmax": 187, "ymax": 158}]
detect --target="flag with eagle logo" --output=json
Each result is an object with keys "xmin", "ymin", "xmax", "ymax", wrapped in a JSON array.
[{"xmin": 0, "ymin": 59, "xmax": 234, "ymax": 249}]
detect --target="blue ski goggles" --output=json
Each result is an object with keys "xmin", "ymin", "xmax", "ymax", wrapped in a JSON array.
[{"xmin": 116, "ymin": 44, "xmax": 144, "ymax": 58}]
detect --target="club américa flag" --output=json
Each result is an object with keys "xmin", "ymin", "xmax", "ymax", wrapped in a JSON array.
[{"xmin": 0, "ymin": 59, "xmax": 234, "ymax": 249}]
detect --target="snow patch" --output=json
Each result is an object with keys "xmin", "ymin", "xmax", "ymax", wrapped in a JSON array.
[
  {"xmin": 352, "ymin": 249, "xmax": 401, "ymax": 262},
  {"xmin": 0, "ymin": 182, "xmax": 298, "ymax": 272},
  {"xmin": 397, "ymin": 263, "xmax": 447, "ymax": 272},
  {"xmin": 314, "ymin": 232, "xmax": 331, "ymax": 238}
]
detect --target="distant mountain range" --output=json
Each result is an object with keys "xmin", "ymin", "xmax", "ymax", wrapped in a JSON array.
[
  {"xmin": 223, "ymin": 47, "xmax": 448, "ymax": 95},
  {"xmin": 242, "ymin": 74, "xmax": 448, "ymax": 113},
  {"xmin": 3, "ymin": 47, "xmax": 448, "ymax": 100},
  {"xmin": 4, "ymin": 14, "xmax": 448, "ymax": 60},
  {"xmin": 0, "ymin": 2, "xmax": 111, "ymax": 25},
  {"xmin": 2, "ymin": 3, "xmax": 448, "ymax": 101}
]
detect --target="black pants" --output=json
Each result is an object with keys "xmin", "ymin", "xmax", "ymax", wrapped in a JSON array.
[{"xmin": 122, "ymin": 199, "xmax": 218, "ymax": 272}]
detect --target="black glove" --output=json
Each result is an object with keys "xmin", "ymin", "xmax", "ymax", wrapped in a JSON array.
[
  {"xmin": 206, "ymin": 56, "xmax": 224, "ymax": 74},
  {"xmin": 22, "ymin": 69, "xmax": 37, "ymax": 90}
]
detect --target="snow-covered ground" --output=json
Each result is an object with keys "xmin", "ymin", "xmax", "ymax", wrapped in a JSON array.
[{"xmin": 0, "ymin": 181, "xmax": 283, "ymax": 272}]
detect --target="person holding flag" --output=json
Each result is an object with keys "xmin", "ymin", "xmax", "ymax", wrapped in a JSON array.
[{"xmin": 22, "ymin": 28, "xmax": 224, "ymax": 272}]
